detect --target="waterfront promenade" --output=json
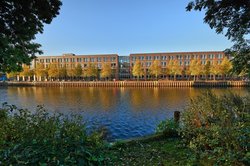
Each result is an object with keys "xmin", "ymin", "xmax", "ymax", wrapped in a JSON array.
[{"xmin": 1, "ymin": 80, "xmax": 249, "ymax": 87}]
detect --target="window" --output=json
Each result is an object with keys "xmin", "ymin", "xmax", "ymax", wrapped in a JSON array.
[
  {"xmin": 46, "ymin": 59, "xmax": 50, "ymax": 63},
  {"xmin": 97, "ymin": 57, "xmax": 101, "ymax": 62},
  {"xmin": 90, "ymin": 57, "xmax": 95, "ymax": 62}
]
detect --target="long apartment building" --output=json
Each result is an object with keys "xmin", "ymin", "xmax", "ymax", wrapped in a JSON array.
[{"xmin": 34, "ymin": 51, "xmax": 226, "ymax": 80}]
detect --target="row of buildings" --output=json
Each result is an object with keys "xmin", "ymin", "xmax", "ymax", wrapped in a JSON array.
[{"xmin": 32, "ymin": 51, "xmax": 227, "ymax": 80}]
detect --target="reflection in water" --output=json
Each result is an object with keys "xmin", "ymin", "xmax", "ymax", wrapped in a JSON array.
[{"xmin": 0, "ymin": 87, "xmax": 249, "ymax": 140}]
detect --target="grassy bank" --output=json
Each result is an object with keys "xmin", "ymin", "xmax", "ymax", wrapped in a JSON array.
[{"xmin": 103, "ymin": 135, "xmax": 195, "ymax": 166}]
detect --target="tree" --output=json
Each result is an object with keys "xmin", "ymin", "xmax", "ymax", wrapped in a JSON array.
[
  {"xmin": 220, "ymin": 57, "xmax": 232, "ymax": 80},
  {"xmin": 84, "ymin": 63, "xmax": 98, "ymax": 80},
  {"xmin": 48, "ymin": 63, "xmax": 59, "ymax": 80},
  {"xmin": 35, "ymin": 63, "xmax": 47, "ymax": 81},
  {"xmin": 19, "ymin": 65, "xmax": 33, "ymax": 81},
  {"xmin": 203, "ymin": 61, "xmax": 211, "ymax": 80},
  {"xmin": 74, "ymin": 63, "xmax": 83, "ymax": 79},
  {"xmin": 0, "ymin": 0, "xmax": 62, "ymax": 73},
  {"xmin": 149, "ymin": 60, "xmax": 162, "ymax": 80},
  {"xmin": 186, "ymin": 0, "xmax": 250, "ymax": 76},
  {"xmin": 100, "ymin": 63, "xmax": 112, "ymax": 80},
  {"xmin": 189, "ymin": 59, "xmax": 202, "ymax": 81},
  {"xmin": 59, "ymin": 65, "xmax": 67, "ymax": 79},
  {"xmin": 166, "ymin": 60, "xmax": 182, "ymax": 80},
  {"xmin": 211, "ymin": 61, "xmax": 221, "ymax": 80},
  {"xmin": 132, "ymin": 60, "xmax": 144, "ymax": 81}
]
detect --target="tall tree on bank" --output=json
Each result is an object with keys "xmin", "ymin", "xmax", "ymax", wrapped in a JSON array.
[
  {"xmin": 132, "ymin": 60, "xmax": 144, "ymax": 81},
  {"xmin": 35, "ymin": 63, "xmax": 47, "ymax": 81},
  {"xmin": 74, "ymin": 63, "xmax": 83, "ymax": 80},
  {"xmin": 189, "ymin": 59, "xmax": 202, "ymax": 81},
  {"xmin": 166, "ymin": 60, "xmax": 182, "ymax": 80},
  {"xmin": 48, "ymin": 63, "xmax": 59, "ymax": 80},
  {"xmin": 149, "ymin": 60, "xmax": 162, "ymax": 80},
  {"xmin": 203, "ymin": 61, "xmax": 211, "ymax": 80},
  {"xmin": 100, "ymin": 63, "xmax": 112, "ymax": 80},
  {"xmin": 220, "ymin": 57, "xmax": 232, "ymax": 80},
  {"xmin": 211, "ymin": 61, "xmax": 221, "ymax": 80},
  {"xmin": 84, "ymin": 63, "xmax": 98, "ymax": 80},
  {"xmin": 186, "ymin": 0, "xmax": 250, "ymax": 76},
  {"xmin": 0, "ymin": 0, "xmax": 62, "ymax": 73}
]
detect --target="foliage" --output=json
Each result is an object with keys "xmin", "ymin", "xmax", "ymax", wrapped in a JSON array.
[
  {"xmin": 186, "ymin": 0, "xmax": 250, "ymax": 77},
  {"xmin": 74, "ymin": 63, "xmax": 83, "ymax": 78},
  {"xmin": 0, "ymin": 103, "xmax": 105, "ymax": 165},
  {"xmin": 35, "ymin": 63, "xmax": 47, "ymax": 78},
  {"xmin": 19, "ymin": 65, "xmax": 33, "ymax": 77},
  {"xmin": 203, "ymin": 61, "xmax": 211, "ymax": 80},
  {"xmin": 0, "ymin": 0, "xmax": 62, "ymax": 73},
  {"xmin": 48, "ymin": 63, "xmax": 59, "ymax": 78},
  {"xmin": 156, "ymin": 119, "xmax": 179, "ymax": 137},
  {"xmin": 132, "ymin": 60, "xmax": 144, "ymax": 80},
  {"xmin": 181, "ymin": 92, "xmax": 250, "ymax": 165},
  {"xmin": 6, "ymin": 72, "xmax": 18, "ymax": 79},
  {"xmin": 59, "ymin": 65, "xmax": 67, "ymax": 78},
  {"xmin": 189, "ymin": 59, "xmax": 202, "ymax": 80},
  {"xmin": 166, "ymin": 60, "xmax": 182, "ymax": 80},
  {"xmin": 210, "ymin": 61, "xmax": 221, "ymax": 80},
  {"xmin": 226, "ymin": 44, "xmax": 250, "ymax": 77},
  {"xmin": 186, "ymin": 0, "xmax": 249, "ymax": 42},
  {"xmin": 100, "ymin": 63, "xmax": 112, "ymax": 79},
  {"xmin": 84, "ymin": 63, "xmax": 98, "ymax": 79},
  {"xmin": 220, "ymin": 57, "xmax": 232, "ymax": 78},
  {"xmin": 149, "ymin": 60, "xmax": 162, "ymax": 80}
]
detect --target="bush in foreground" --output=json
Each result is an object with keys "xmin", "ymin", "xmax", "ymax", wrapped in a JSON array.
[
  {"xmin": 0, "ymin": 104, "xmax": 104, "ymax": 165},
  {"xmin": 181, "ymin": 92, "xmax": 250, "ymax": 165}
]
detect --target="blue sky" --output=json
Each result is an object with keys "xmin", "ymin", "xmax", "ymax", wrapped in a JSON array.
[{"xmin": 35, "ymin": 0, "xmax": 233, "ymax": 56}]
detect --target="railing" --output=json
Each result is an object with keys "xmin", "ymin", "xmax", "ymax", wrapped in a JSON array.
[{"xmin": 2, "ymin": 81, "xmax": 250, "ymax": 87}]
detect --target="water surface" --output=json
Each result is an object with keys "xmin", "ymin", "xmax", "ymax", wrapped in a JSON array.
[{"xmin": 0, "ymin": 87, "xmax": 249, "ymax": 140}]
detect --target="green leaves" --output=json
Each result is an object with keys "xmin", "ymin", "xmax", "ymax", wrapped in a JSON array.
[
  {"xmin": 0, "ymin": 0, "xmax": 62, "ymax": 72},
  {"xmin": 0, "ymin": 104, "xmax": 105, "ymax": 165},
  {"xmin": 181, "ymin": 92, "xmax": 250, "ymax": 165}
]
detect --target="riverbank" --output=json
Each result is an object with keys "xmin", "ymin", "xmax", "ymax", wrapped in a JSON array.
[
  {"xmin": 1, "ymin": 80, "xmax": 250, "ymax": 87},
  {"xmin": 103, "ymin": 135, "xmax": 195, "ymax": 165}
]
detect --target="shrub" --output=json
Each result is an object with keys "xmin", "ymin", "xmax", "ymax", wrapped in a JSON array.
[
  {"xmin": 156, "ymin": 119, "xmax": 179, "ymax": 137},
  {"xmin": 181, "ymin": 92, "xmax": 250, "ymax": 165},
  {"xmin": 0, "ymin": 103, "xmax": 105, "ymax": 165}
]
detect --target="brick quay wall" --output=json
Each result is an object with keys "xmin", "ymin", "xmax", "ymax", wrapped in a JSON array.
[{"xmin": 1, "ymin": 81, "xmax": 249, "ymax": 87}]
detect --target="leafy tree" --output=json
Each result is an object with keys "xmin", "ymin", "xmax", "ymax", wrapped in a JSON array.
[
  {"xmin": 220, "ymin": 57, "xmax": 232, "ymax": 80},
  {"xmin": 6, "ymin": 72, "xmax": 18, "ymax": 80},
  {"xmin": 203, "ymin": 61, "xmax": 211, "ymax": 80},
  {"xmin": 100, "ymin": 63, "xmax": 112, "ymax": 80},
  {"xmin": 166, "ymin": 60, "xmax": 182, "ymax": 80},
  {"xmin": 186, "ymin": 0, "xmax": 250, "ymax": 76},
  {"xmin": 59, "ymin": 65, "xmax": 67, "ymax": 79},
  {"xmin": 84, "ymin": 63, "xmax": 98, "ymax": 80},
  {"xmin": 0, "ymin": 0, "xmax": 62, "ymax": 73},
  {"xmin": 132, "ymin": 60, "xmax": 144, "ymax": 81},
  {"xmin": 210, "ymin": 61, "xmax": 221, "ymax": 80},
  {"xmin": 149, "ymin": 60, "xmax": 162, "ymax": 80},
  {"xmin": 19, "ymin": 65, "xmax": 33, "ymax": 81},
  {"xmin": 48, "ymin": 63, "xmax": 59, "ymax": 79},
  {"xmin": 189, "ymin": 59, "xmax": 202, "ymax": 81},
  {"xmin": 35, "ymin": 63, "xmax": 47, "ymax": 81},
  {"xmin": 74, "ymin": 63, "xmax": 83, "ymax": 79}
]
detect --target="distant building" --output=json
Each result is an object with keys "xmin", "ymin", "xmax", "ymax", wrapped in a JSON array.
[
  {"xmin": 33, "ymin": 51, "xmax": 227, "ymax": 80},
  {"xmin": 34, "ymin": 53, "xmax": 119, "ymax": 79}
]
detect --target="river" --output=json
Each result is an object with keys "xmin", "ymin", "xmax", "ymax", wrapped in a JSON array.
[{"xmin": 0, "ymin": 87, "xmax": 249, "ymax": 140}]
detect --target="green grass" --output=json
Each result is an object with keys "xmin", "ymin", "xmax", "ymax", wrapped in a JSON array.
[{"xmin": 103, "ymin": 135, "xmax": 196, "ymax": 166}]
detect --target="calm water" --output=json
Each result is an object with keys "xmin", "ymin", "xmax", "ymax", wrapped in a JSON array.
[{"xmin": 0, "ymin": 87, "xmax": 249, "ymax": 140}]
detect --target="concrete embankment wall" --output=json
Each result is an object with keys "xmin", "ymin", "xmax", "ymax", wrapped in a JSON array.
[{"xmin": 1, "ymin": 81, "xmax": 249, "ymax": 87}]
